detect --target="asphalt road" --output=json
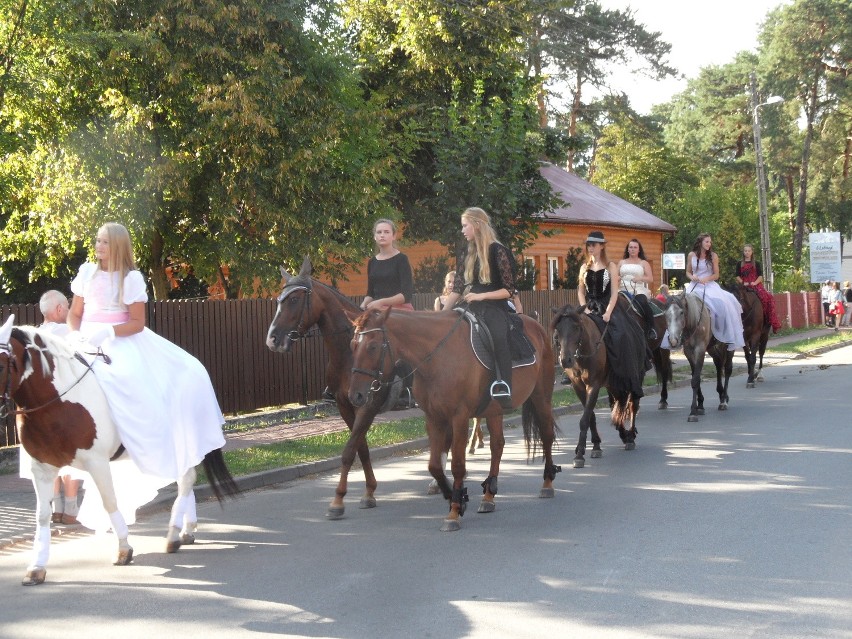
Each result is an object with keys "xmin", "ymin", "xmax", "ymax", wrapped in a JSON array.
[{"xmin": 0, "ymin": 345, "xmax": 850, "ymax": 639}]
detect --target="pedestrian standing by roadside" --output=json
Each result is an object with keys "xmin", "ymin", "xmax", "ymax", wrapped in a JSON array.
[
  {"xmin": 842, "ymin": 281, "xmax": 852, "ymax": 327},
  {"xmin": 827, "ymin": 281, "xmax": 844, "ymax": 331},
  {"xmin": 821, "ymin": 280, "xmax": 833, "ymax": 326}
]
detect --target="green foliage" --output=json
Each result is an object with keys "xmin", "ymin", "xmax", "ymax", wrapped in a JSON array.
[
  {"xmin": 774, "ymin": 268, "xmax": 814, "ymax": 294},
  {"xmin": 412, "ymin": 254, "xmax": 451, "ymax": 295},
  {"xmin": 715, "ymin": 210, "xmax": 745, "ymax": 287},
  {"xmin": 553, "ymin": 246, "xmax": 584, "ymax": 289}
]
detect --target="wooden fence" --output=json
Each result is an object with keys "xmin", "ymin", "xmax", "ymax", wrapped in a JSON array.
[{"xmin": 0, "ymin": 289, "xmax": 822, "ymax": 447}]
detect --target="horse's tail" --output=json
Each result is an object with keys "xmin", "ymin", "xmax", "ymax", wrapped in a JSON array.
[
  {"xmin": 610, "ymin": 392, "xmax": 635, "ymax": 430},
  {"xmin": 202, "ymin": 448, "xmax": 241, "ymax": 503},
  {"xmin": 522, "ymin": 398, "xmax": 560, "ymax": 460}
]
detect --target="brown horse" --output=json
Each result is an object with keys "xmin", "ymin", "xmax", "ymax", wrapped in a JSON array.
[
  {"xmin": 732, "ymin": 284, "xmax": 769, "ymax": 388},
  {"xmin": 664, "ymin": 293, "xmax": 734, "ymax": 422},
  {"xmin": 551, "ymin": 303, "xmax": 640, "ymax": 468},
  {"xmin": 0, "ymin": 317, "xmax": 239, "ymax": 586},
  {"xmin": 347, "ymin": 307, "xmax": 561, "ymax": 531},
  {"xmin": 265, "ymin": 257, "xmax": 397, "ymax": 520}
]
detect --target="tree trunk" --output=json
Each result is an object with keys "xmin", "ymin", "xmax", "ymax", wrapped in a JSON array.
[
  {"xmin": 792, "ymin": 77, "xmax": 820, "ymax": 269},
  {"xmin": 567, "ymin": 74, "xmax": 583, "ymax": 172},
  {"xmin": 784, "ymin": 173, "xmax": 796, "ymax": 232},
  {"xmin": 148, "ymin": 228, "xmax": 169, "ymax": 301}
]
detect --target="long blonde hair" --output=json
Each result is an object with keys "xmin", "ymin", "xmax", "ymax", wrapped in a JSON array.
[
  {"xmin": 462, "ymin": 207, "xmax": 501, "ymax": 284},
  {"xmin": 441, "ymin": 270, "xmax": 456, "ymax": 296},
  {"xmin": 96, "ymin": 222, "xmax": 137, "ymax": 303}
]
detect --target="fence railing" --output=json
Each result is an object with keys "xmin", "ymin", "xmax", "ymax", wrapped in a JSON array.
[{"xmin": 0, "ymin": 289, "xmax": 822, "ymax": 447}]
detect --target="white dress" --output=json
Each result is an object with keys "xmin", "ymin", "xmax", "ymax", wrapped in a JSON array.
[
  {"xmin": 66, "ymin": 263, "xmax": 226, "ymax": 530},
  {"xmin": 619, "ymin": 262, "xmax": 651, "ymax": 297},
  {"xmin": 688, "ymin": 256, "xmax": 745, "ymax": 351}
]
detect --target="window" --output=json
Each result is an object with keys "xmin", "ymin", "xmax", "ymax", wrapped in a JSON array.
[{"xmin": 548, "ymin": 257, "xmax": 559, "ymax": 290}]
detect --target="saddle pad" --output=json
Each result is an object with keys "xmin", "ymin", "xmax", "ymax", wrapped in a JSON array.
[
  {"xmin": 456, "ymin": 309, "xmax": 537, "ymax": 372},
  {"xmin": 619, "ymin": 291, "xmax": 666, "ymax": 317}
]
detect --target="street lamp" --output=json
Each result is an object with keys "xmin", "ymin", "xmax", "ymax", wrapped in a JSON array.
[{"xmin": 749, "ymin": 72, "xmax": 783, "ymax": 292}]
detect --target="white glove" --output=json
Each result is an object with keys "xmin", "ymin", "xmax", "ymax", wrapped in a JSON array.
[{"xmin": 87, "ymin": 325, "xmax": 115, "ymax": 348}]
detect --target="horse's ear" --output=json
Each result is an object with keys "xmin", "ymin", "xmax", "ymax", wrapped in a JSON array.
[
  {"xmin": 0, "ymin": 314, "xmax": 14, "ymax": 343},
  {"xmin": 279, "ymin": 266, "xmax": 292, "ymax": 283},
  {"xmin": 297, "ymin": 256, "xmax": 312, "ymax": 279},
  {"xmin": 343, "ymin": 308, "xmax": 361, "ymax": 322}
]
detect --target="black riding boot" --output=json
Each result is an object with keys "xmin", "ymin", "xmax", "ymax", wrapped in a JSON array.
[{"xmin": 638, "ymin": 295, "xmax": 657, "ymax": 340}]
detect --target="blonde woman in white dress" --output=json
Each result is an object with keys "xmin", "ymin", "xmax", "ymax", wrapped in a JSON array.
[{"xmin": 618, "ymin": 238, "xmax": 658, "ymax": 340}]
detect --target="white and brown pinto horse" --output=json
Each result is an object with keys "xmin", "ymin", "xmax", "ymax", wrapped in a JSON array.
[{"xmin": 0, "ymin": 316, "xmax": 238, "ymax": 586}]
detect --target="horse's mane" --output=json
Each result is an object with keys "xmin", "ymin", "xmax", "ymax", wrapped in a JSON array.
[
  {"xmin": 549, "ymin": 304, "xmax": 582, "ymax": 332},
  {"xmin": 311, "ymin": 278, "xmax": 361, "ymax": 312}
]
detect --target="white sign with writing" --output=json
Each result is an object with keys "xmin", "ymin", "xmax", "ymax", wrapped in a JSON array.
[
  {"xmin": 662, "ymin": 253, "xmax": 685, "ymax": 270},
  {"xmin": 809, "ymin": 232, "xmax": 841, "ymax": 283}
]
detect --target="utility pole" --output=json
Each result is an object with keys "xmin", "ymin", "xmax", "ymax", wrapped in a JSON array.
[{"xmin": 749, "ymin": 72, "xmax": 783, "ymax": 292}]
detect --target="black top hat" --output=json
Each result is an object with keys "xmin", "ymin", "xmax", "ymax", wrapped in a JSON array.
[{"xmin": 585, "ymin": 231, "xmax": 607, "ymax": 243}]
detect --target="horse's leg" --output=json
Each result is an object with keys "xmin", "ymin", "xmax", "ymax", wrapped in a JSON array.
[
  {"xmin": 427, "ymin": 418, "xmax": 453, "ymax": 500},
  {"xmin": 654, "ymin": 347, "xmax": 669, "ymax": 409},
  {"xmin": 757, "ymin": 329, "xmax": 769, "ymax": 382},
  {"xmin": 720, "ymin": 350, "xmax": 734, "ymax": 408},
  {"xmin": 22, "ymin": 466, "xmax": 58, "ymax": 586},
  {"xmin": 85, "ymin": 460, "xmax": 133, "ymax": 567},
  {"xmin": 574, "ymin": 383, "xmax": 601, "ymax": 468},
  {"xmin": 687, "ymin": 350, "xmax": 705, "ymax": 422},
  {"xmin": 441, "ymin": 415, "xmax": 470, "ymax": 532},
  {"xmin": 166, "ymin": 467, "xmax": 197, "ymax": 553},
  {"xmin": 468, "ymin": 417, "xmax": 483, "ymax": 454},
  {"xmin": 526, "ymin": 391, "xmax": 561, "ymax": 498},
  {"xmin": 745, "ymin": 342, "xmax": 757, "ymax": 388},
  {"xmin": 328, "ymin": 409, "xmax": 375, "ymax": 519},
  {"xmin": 478, "ymin": 415, "xmax": 504, "ymax": 514}
]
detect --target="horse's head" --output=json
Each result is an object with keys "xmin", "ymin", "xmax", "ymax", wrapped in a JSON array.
[
  {"xmin": 266, "ymin": 256, "xmax": 317, "ymax": 353},
  {"xmin": 550, "ymin": 304, "xmax": 584, "ymax": 369},
  {"xmin": 0, "ymin": 316, "xmax": 34, "ymax": 415},
  {"xmin": 664, "ymin": 294, "xmax": 687, "ymax": 348},
  {"xmin": 348, "ymin": 307, "xmax": 395, "ymax": 408}
]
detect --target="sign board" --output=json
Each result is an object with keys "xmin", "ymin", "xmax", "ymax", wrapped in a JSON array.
[
  {"xmin": 662, "ymin": 253, "xmax": 685, "ymax": 270},
  {"xmin": 809, "ymin": 232, "xmax": 842, "ymax": 283}
]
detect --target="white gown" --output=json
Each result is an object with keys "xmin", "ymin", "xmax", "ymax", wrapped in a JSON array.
[
  {"xmin": 687, "ymin": 256, "xmax": 745, "ymax": 351},
  {"xmin": 68, "ymin": 263, "xmax": 226, "ymax": 530},
  {"xmin": 619, "ymin": 262, "xmax": 651, "ymax": 297}
]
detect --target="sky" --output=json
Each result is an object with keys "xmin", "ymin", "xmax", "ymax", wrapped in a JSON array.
[{"xmin": 595, "ymin": 0, "xmax": 791, "ymax": 114}]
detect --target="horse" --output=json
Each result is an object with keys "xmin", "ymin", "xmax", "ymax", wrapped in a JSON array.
[
  {"xmin": 620, "ymin": 294, "xmax": 674, "ymax": 409},
  {"xmin": 664, "ymin": 293, "xmax": 734, "ymax": 422},
  {"xmin": 0, "ymin": 316, "xmax": 239, "ymax": 586},
  {"xmin": 551, "ymin": 303, "xmax": 641, "ymax": 468},
  {"xmin": 347, "ymin": 307, "xmax": 561, "ymax": 531},
  {"xmin": 732, "ymin": 284, "xmax": 769, "ymax": 388},
  {"xmin": 265, "ymin": 257, "xmax": 397, "ymax": 520}
]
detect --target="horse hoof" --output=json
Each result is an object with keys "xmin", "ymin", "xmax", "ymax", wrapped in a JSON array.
[
  {"xmin": 590, "ymin": 450, "xmax": 602, "ymax": 459},
  {"xmin": 747, "ymin": 382, "xmax": 755, "ymax": 389},
  {"xmin": 573, "ymin": 458, "xmax": 585, "ymax": 468},
  {"xmin": 114, "ymin": 547, "xmax": 134, "ymax": 565},
  {"xmin": 658, "ymin": 402, "xmax": 668, "ymax": 410},
  {"xmin": 326, "ymin": 506, "xmax": 346, "ymax": 520},
  {"xmin": 359, "ymin": 496, "xmax": 377, "ymax": 509},
  {"xmin": 22, "ymin": 567, "xmax": 46, "ymax": 586},
  {"xmin": 718, "ymin": 404, "xmax": 728, "ymax": 411},
  {"xmin": 166, "ymin": 540, "xmax": 181, "ymax": 554},
  {"xmin": 180, "ymin": 533, "xmax": 196, "ymax": 545},
  {"xmin": 539, "ymin": 487, "xmax": 555, "ymax": 499},
  {"xmin": 624, "ymin": 442, "xmax": 635, "ymax": 451},
  {"xmin": 468, "ymin": 447, "xmax": 476, "ymax": 455},
  {"xmin": 426, "ymin": 481, "xmax": 442, "ymax": 495},
  {"xmin": 478, "ymin": 501, "xmax": 496, "ymax": 513},
  {"xmin": 697, "ymin": 408, "xmax": 705, "ymax": 415},
  {"xmin": 441, "ymin": 519, "xmax": 461, "ymax": 532},
  {"xmin": 688, "ymin": 415, "xmax": 699, "ymax": 423}
]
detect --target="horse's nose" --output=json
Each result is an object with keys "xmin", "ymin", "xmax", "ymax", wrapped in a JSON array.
[
  {"xmin": 265, "ymin": 334, "xmax": 278, "ymax": 350},
  {"xmin": 349, "ymin": 389, "xmax": 367, "ymax": 408}
]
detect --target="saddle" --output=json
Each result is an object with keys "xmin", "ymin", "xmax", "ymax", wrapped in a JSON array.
[
  {"xmin": 619, "ymin": 291, "xmax": 666, "ymax": 318},
  {"xmin": 454, "ymin": 308, "xmax": 537, "ymax": 372}
]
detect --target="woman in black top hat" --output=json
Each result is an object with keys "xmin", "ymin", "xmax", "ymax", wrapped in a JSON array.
[{"xmin": 578, "ymin": 230, "xmax": 647, "ymax": 399}]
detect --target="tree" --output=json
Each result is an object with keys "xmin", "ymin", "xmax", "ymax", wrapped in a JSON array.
[
  {"xmin": 759, "ymin": 0, "xmax": 852, "ymax": 268},
  {"xmin": 1, "ymin": 0, "xmax": 399, "ymax": 299}
]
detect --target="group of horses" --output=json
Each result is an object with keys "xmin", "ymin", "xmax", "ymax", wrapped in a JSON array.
[{"xmin": 0, "ymin": 256, "xmax": 771, "ymax": 585}]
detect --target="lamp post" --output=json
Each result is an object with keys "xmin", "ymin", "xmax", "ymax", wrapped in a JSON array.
[{"xmin": 749, "ymin": 72, "xmax": 783, "ymax": 292}]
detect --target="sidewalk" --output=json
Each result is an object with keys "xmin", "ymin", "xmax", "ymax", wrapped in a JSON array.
[{"xmin": 2, "ymin": 326, "xmax": 849, "ymax": 551}]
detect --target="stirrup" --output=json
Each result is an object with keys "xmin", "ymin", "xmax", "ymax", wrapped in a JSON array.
[
  {"xmin": 648, "ymin": 328, "xmax": 658, "ymax": 340},
  {"xmin": 490, "ymin": 380, "xmax": 512, "ymax": 409}
]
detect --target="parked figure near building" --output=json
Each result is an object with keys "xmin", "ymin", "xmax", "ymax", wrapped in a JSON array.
[
  {"xmin": 685, "ymin": 234, "xmax": 745, "ymax": 351},
  {"xmin": 827, "ymin": 281, "xmax": 844, "ymax": 331},
  {"xmin": 842, "ymin": 281, "xmax": 852, "ymax": 327},
  {"xmin": 821, "ymin": 280, "xmax": 833, "ymax": 326},
  {"xmin": 617, "ymin": 238, "xmax": 658, "ymax": 340},
  {"xmin": 735, "ymin": 244, "xmax": 782, "ymax": 333}
]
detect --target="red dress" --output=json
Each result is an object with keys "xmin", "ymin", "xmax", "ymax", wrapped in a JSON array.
[{"xmin": 736, "ymin": 260, "xmax": 781, "ymax": 332}]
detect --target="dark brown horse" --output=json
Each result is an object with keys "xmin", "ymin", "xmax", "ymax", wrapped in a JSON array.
[
  {"xmin": 348, "ymin": 307, "xmax": 561, "ymax": 531},
  {"xmin": 732, "ymin": 284, "xmax": 769, "ymax": 388},
  {"xmin": 664, "ymin": 293, "xmax": 734, "ymax": 422},
  {"xmin": 266, "ymin": 257, "xmax": 392, "ymax": 520},
  {"xmin": 551, "ymin": 303, "xmax": 640, "ymax": 468},
  {"xmin": 621, "ymin": 294, "xmax": 673, "ymax": 408}
]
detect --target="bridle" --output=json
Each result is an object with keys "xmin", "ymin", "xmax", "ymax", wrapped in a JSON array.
[
  {"xmin": 276, "ymin": 284, "xmax": 314, "ymax": 342},
  {"xmin": 554, "ymin": 306, "xmax": 608, "ymax": 360},
  {"xmin": 350, "ymin": 311, "xmax": 465, "ymax": 398},
  {"xmin": 0, "ymin": 337, "xmax": 99, "ymax": 418}
]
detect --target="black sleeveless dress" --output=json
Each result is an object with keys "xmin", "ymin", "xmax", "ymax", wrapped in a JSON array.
[{"xmin": 584, "ymin": 268, "xmax": 646, "ymax": 399}]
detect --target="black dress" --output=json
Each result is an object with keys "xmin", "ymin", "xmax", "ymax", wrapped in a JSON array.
[
  {"xmin": 453, "ymin": 242, "xmax": 516, "ymax": 390},
  {"xmin": 584, "ymin": 268, "xmax": 646, "ymax": 399}
]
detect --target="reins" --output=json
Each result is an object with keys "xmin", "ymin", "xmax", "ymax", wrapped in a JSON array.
[{"xmin": 0, "ymin": 339, "xmax": 100, "ymax": 417}]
